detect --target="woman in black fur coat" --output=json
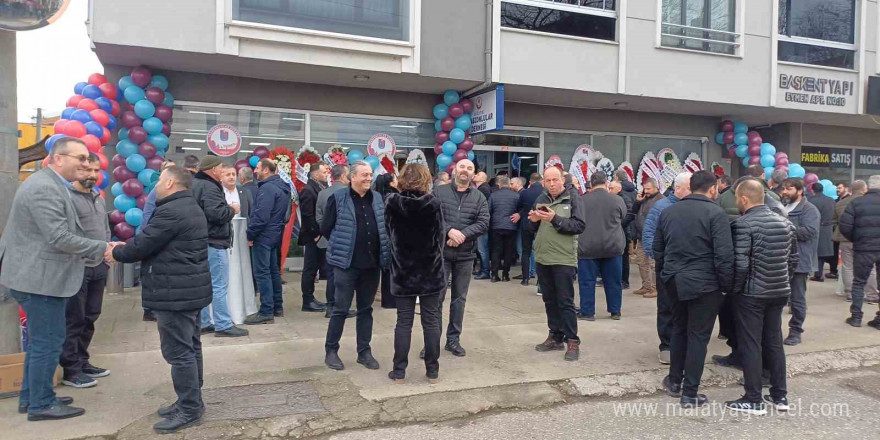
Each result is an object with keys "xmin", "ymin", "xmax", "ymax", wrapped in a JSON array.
[{"xmin": 384, "ymin": 164, "xmax": 446, "ymax": 383}]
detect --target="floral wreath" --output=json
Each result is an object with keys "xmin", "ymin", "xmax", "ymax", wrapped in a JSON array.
[{"xmin": 269, "ymin": 147, "xmax": 298, "ymax": 203}]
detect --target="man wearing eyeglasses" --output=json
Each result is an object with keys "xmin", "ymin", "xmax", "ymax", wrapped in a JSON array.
[{"xmin": 0, "ymin": 137, "xmax": 119, "ymax": 421}]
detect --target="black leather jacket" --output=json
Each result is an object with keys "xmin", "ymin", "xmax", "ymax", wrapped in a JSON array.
[{"xmin": 731, "ymin": 205, "xmax": 799, "ymax": 298}]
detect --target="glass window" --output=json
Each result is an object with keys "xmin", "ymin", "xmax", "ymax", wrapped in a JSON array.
[
  {"xmin": 799, "ymin": 146, "xmax": 853, "ymax": 187},
  {"xmin": 500, "ymin": 1, "xmax": 616, "ymax": 41},
  {"xmin": 660, "ymin": 0, "xmax": 738, "ymax": 55},
  {"xmin": 629, "ymin": 137, "xmax": 703, "ymax": 173},
  {"xmin": 778, "ymin": 41, "xmax": 855, "ymax": 70},
  {"xmin": 472, "ymin": 129, "xmax": 541, "ymax": 149},
  {"xmin": 233, "ymin": 0, "xmax": 410, "ymax": 41},
  {"xmin": 543, "ymin": 132, "xmax": 625, "ymax": 172},
  {"xmin": 778, "ymin": 0, "xmax": 855, "ymax": 69},
  {"xmin": 853, "ymin": 149, "xmax": 880, "ymax": 183},
  {"xmin": 309, "ymin": 114, "xmax": 435, "ymax": 160}
]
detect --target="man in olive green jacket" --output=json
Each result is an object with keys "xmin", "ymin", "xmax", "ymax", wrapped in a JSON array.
[{"xmin": 718, "ymin": 166, "xmax": 781, "ymax": 220}]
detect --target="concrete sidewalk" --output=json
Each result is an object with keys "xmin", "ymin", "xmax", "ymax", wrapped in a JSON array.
[{"xmin": 1, "ymin": 269, "xmax": 878, "ymax": 440}]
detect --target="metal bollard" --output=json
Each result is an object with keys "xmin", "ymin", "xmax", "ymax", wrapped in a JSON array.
[{"xmin": 106, "ymin": 262, "xmax": 124, "ymax": 294}]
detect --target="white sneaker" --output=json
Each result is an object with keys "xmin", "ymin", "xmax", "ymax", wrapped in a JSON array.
[{"xmin": 658, "ymin": 350, "xmax": 671, "ymax": 365}]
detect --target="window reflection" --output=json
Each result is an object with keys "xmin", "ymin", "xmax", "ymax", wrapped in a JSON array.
[{"xmin": 500, "ymin": 2, "xmax": 616, "ymax": 41}]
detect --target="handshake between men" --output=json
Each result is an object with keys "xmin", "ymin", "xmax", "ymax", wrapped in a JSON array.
[{"xmin": 104, "ymin": 242, "xmax": 127, "ymax": 264}]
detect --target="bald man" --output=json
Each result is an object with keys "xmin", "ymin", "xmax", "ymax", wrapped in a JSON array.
[{"xmin": 725, "ymin": 179, "xmax": 798, "ymax": 414}]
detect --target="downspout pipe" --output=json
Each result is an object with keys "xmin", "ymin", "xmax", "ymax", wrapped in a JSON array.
[{"xmin": 464, "ymin": 0, "xmax": 494, "ymax": 97}]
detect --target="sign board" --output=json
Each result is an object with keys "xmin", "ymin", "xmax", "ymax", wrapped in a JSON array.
[
  {"xmin": 206, "ymin": 124, "xmax": 242, "ymax": 156},
  {"xmin": 776, "ymin": 64, "xmax": 858, "ymax": 114},
  {"xmin": 367, "ymin": 133, "xmax": 396, "ymax": 157},
  {"xmin": 856, "ymin": 149, "xmax": 880, "ymax": 170},
  {"xmin": 467, "ymin": 84, "xmax": 505, "ymax": 135},
  {"xmin": 800, "ymin": 146, "xmax": 851, "ymax": 168}
]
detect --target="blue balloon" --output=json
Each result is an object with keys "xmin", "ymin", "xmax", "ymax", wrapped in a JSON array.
[
  {"xmin": 735, "ymin": 144, "xmax": 749, "ymax": 158},
  {"xmin": 46, "ymin": 134, "xmax": 65, "ymax": 152},
  {"xmin": 433, "ymin": 104, "xmax": 449, "ymax": 120},
  {"xmin": 107, "ymin": 114, "xmax": 118, "ymax": 131},
  {"xmin": 114, "ymin": 194, "xmax": 137, "ymax": 212},
  {"xmin": 118, "ymin": 75, "xmax": 135, "ymax": 91},
  {"xmin": 714, "ymin": 131, "xmax": 726, "ymax": 145},
  {"xmin": 443, "ymin": 89, "xmax": 460, "ymax": 106},
  {"xmin": 789, "ymin": 164, "xmax": 805, "ymax": 178},
  {"xmin": 365, "ymin": 155, "xmax": 380, "ymax": 170},
  {"xmin": 134, "ymin": 100, "xmax": 156, "ymax": 119},
  {"xmin": 733, "ymin": 132, "xmax": 748, "ymax": 146},
  {"xmin": 138, "ymin": 169, "xmax": 158, "ymax": 187},
  {"xmin": 742, "ymin": 157, "xmax": 751, "ymax": 167},
  {"xmin": 436, "ymin": 154, "xmax": 453, "ymax": 169},
  {"xmin": 126, "ymin": 154, "xmax": 147, "ymax": 173},
  {"xmin": 454, "ymin": 114, "xmax": 472, "ymax": 131},
  {"xmin": 147, "ymin": 133, "xmax": 169, "ymax": 150},
  {"xmin": 82, "ymin": 84, "xmax": 102, "ymax": 100},
  {"xmin": 74, "ymin": 82, "xmax": 88, "ymax": 95},
  {"xmin": 764, "ymin": 167, "xmax": 775, "ymax": 180},
  {"xmin": 449, "ymin": 128, "xmax": 465, "ymax": 144},
  {"xmin": 111, "ymin": 182, "xmax": 124, "ymax": 197},
  {"xmin": 733, "ymin": 122, "xmax": 748, "ymax": 134},
  {"xmin": 95, "ymin": 97, "xmax": 113, "ymax": 113},
  {"xmin": 85, "ymin": 121, "xmax": 104, "ymax": 138},
  {"xmin": 760, "ymin": 154, "xmax": 775, "ymax": 168},
  {"xmin": 98, "ymin": 171, "xmax": 110, "ymax": 190},
  {"xmin": 149, "ymin": 75, "xmax": 169, "ymax": 91},
  {"xmin": 467, "ymin": 151, "xmax": 474, "ymax": 161},
  {"xmin": 61, "ymin": 107, "xmax": 76, "ymax": 120},
  {"xmin": 820, "ymin": 179, "xmax": 837, "ymax": 200},
  {"xmin": 434, "ymin": 120, "xmax": 442, "ymax": 132},
  {"xmin": 115, "ymin": 86, "xmax": 124, "ymax": 102},
  {"xmin": 123, "ymin": 86, "xmax": 146, "ymax": 104},
  {"xmin": 347, "ymin": 150, "xmax": 365, "ymax": 163},
  {"xmin": 125, "ymin": 208, "xmax": 144, "ymax": 227},
  {"xmin": 143, "ymin": 117, "xmax": 163, "ymax": 135},
  {"xmin": 162, "ymin": 91, "xmax": 174, "ymax": 107},
  {"xmin": 71, "ymin": 109, "xmax": 93, "ymax": 124},
  {"xmin": 249, "ymin": 155, "xmax": 260, "ymax": 167},
  {"xmin": 442, "ymin": 141, "xmax": 457, "ymax": 156},
  {"xmin": 759, "ymin": 143, "xmax": 776, "ymax": 156},
  {"xmin": 118, "ymin": 127, "xmax": 129, "ymax": 140},
  {"xmin": 116, "ymin": 139, "xmax": 138, "ymax": 158}
]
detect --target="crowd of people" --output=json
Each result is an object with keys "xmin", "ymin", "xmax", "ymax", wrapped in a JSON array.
[{"xmin": 2, "ymin": 136, "xmax": 879, "ymax": 432}]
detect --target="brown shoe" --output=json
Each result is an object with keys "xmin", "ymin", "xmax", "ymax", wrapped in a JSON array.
[
  {"xmin": 632, "ymin": 288, "xmax": 649, "ymax": 295},
  {"xmin": 535, "ymin": 335, "xmax": 565, "ymax": 352},
  {"xmin": 642, "ymin": 290, "xmax": 658, "ymax": 298},
  {"xmin": 564, "ymin": 340, "xmax": 580, "ymax": 361}
]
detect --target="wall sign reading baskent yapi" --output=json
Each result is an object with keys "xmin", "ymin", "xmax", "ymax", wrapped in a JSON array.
[{"xmin": 776, "ymin": 65, "xmax": 858, "ymax": 114}]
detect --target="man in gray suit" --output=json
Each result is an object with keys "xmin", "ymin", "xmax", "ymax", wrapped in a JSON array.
[
  {"xmin": 0, "ymin": 137, "xmax": 115, "ymax": 421},
  {"xmin": 316, "ymin": 164, "xmax": 349, "ymax": 319}
]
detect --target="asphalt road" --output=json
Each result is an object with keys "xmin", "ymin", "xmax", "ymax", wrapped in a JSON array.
[{"xmin": 328, "ymin": 366, "xmax": 880, "ymax": 440}]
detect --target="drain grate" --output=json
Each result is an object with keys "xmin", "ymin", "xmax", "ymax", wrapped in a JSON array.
[{"xmin": 201, "ymin": 381, "xmax": 326, "ymax": 421}]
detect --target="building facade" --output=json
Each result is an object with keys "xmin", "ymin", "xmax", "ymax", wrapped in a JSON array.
[{"xmin": 89, "ymin": 0, "xmax": 880, "ymax": 183}]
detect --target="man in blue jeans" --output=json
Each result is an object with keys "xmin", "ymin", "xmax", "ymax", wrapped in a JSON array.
[
  {"xmin": 244, "ymin": 159, "xmax": 292, "ymax": 324},
  {"xmin": 474, "ymin": 171, "xmax": 492, "ymax": 280},
  {"xmin": 575, "ymin": 173, "xmax": 627, "ymax": 320}
]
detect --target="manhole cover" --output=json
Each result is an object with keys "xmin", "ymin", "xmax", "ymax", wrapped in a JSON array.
[{"xmin": 201, "ymin": 381, "xmax": 326, "ymax": 421}]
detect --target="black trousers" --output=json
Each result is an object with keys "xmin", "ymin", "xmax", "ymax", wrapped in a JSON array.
[
  {"xmin": 155, "ymin": 309, "xmax": 204, "ymax": 416},
  {"xmin": 380, "ymin": 269, "xmax": 396, "ymax": 309},
  {"xmin": 60, "ymin": 263, "xmax": 108, "ymax": 376},
  {"xmin": 734, "ymin": 295, "xmax": 787, "ymax": 403},
  {"xmin": 491, "ymin": 229, "xmax": 517, "ymax": 276},
  {"xmin": 851, "ymin": 251, "xmax": 880, "ymax": 320},
  {"xmin": 788, "ymin": 273, "xmax": 808, "ymax": 335},
  {"xmin": 667, "ymin": 282, "xmax": 724, "ymax": 398},
  {"xmin": 656, "ymin": 269, "xmax": 673, "ymax": 352},
  {"xmin": 392, "ymin": 295, "xmax": 441, "ymax": 377},
  {"xmin": 325, "ymin": 267, "xmax": 380, "ymax": 354},
  {"xmin": 301, "ymin": 243, "xmax": 325, "ymax": 304},
  {"xmin": 440, "ymin": 258, "xmax": 473, "ymax": 344},
  {"xmin": 717, "ymin": 294, "xmax": 738, "ymax": 354},
  {"xmin": 621, "ymin": 240, "xmax": 631, "ymax": 285},
  {"xmin": 324, "ymin": 258, "xmax": 335, "ymax": 310},
  {"xmin": 536, "ymin": 263, "xmax": 579, "ymax": 342},
  {"xmin": 521, "ymin": 228, "xmax": 535, "ymax": 280}
]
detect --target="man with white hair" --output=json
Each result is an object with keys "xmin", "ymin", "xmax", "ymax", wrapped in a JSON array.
[
  {"xmin": 643, "ymin": 172, "xmax": 692, "ymax": 365},
  {"xmin": 839, "ymin": 175, "xmax": 880, "ymax": 329}
]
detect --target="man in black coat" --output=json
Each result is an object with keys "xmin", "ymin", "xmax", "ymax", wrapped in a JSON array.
[
  {"xmin": 191, "ymin": 157, "xmax": 247, "ymax": 337},
  {"xmin": 238, "ymin": 166, "xmax": 260, "ymax": 207},
  {"xmin": 514, "ymin": 173, "xmax": 543, "ymax": 285},
  {"xmin": 654, "ymin": 171, "xmax": 734, "ymax": 407},
  {"xmin": 298, "ymin": 162, "xmax": 329, "ymax": 312},
  {"xmin": 724, "ymin": 180, "xmax": 798, "ymax": 415},
  {"xmin": 488, "ymin": 176, "xmax": 520, "ymax": 282},
  {"xmin": 839, "ymin": 175, "xmax": 880, "ymax": 328},
  {"xmin": 808, "ymin": 182, "xmax": 836, "ymax": 282},
  {"xmin": 614, "ymin": 170, "xmax": 637, "ymax": 290},
  {"xmin": 111, "ymin": 166, "xmax": 212, "ymax": 434}
]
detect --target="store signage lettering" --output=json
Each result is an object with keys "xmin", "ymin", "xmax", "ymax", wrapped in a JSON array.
[
  {"xmin": 468, "ymin": 84, "xmax": 505, "ymax": 135},
  {"xmin": 800, "ymin": 146, "xmax": 850, "ymax": 168},
  {"xmin": 856, "ymin": 150, "xmax": 880, "ymax": 170},
  {"xmin": 779, "ymin": 74, "xmax": 853, "ymax": 108}
]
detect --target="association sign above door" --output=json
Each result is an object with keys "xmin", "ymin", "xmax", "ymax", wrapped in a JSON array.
[{"xmin": 206, "ymin": 124, "xmax": 242, "ymax": 156}]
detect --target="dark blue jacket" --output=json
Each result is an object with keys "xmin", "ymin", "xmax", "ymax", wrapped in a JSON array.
[
  {"xmin": 324, "ymin": 188, "xmax": 390, "ymax": 270},
  {"xmin": 246, "ymin": 175, "xmax": 291, "ymax": 247},
  {"xmin": 489, "ymin": 188, "xmax": 520, "ymax": 231},
  {"xmin": 643, "ymin": 195, "xmax": 679, "ymax": 258},
  {"xmin": 517, "ymin": 183, "xmax": 543, "ymax": 219}
]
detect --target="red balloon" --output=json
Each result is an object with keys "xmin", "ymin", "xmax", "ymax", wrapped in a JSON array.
[
  {"xmin": 122, "ymin": 178, "xmax": 144, "ymax": 197},
  {"xmin": 775, "ymin": 157, "xmax": 790, "ymax": 167},
  {"xmin": 728, "ymin": 146, "xmax": 738, "ymax": 159},
  {"xmin": 130, "ymin": 66, "xmax": 153, "ymax": 88},
  {"xmin": 161, "ymin": 122, "xmax": 171, "ymax": 136},
  {"xmin": 435, "ymin": 131, "xmax": 449, "ymax": 143},
  {"xmin": 145, "ymin": 87, "xmax": 165, "ymax": 105},
  {"xmin": 110, "ymin": 100, "xmax": 121, "ymax": 117},
  {"xmin": 41, "ymin": 156, "xmax": 51, "ymax": 167},
  {"xmin": 96, "ymin": 153, "xmax": 109, "ymax": 171},
  {"xmin": 747, "ymin": 145, "xmax": 761, "ymax": 157},
  {"xmin": 112, "ymin": 166, "xmax": 136, "ymax": 183},
  {"xmin": 111, "ymin": 154, "xmax": 127, "ymax": 168},
  {"xmin": 53, "ymin": 119, "xmax": 68, "ymax": 133},
  {"xmin": 146, "ymin": 155, "xmax": 164, "ymax": 170},
  {"xmin": 459, "ymin": 139, "xmax": 474, "ymax": 151},
  {"xmin": 453, "ymin": 149, "xmax": 468, "ymax": 162},
  {"xmin": 136, "ymin": 193, "xmax": 147, "ymax": 209},
  {"xmin": 76, "ymin": 98, "xmax": 99, "ymax": 111},
  {"xmin": 253, "ymin": 146, "xmax": 270, "ymax": 159},
  {"xmin": 460, "ymin": 98, "xmax": 473, "ymax": 113},
  {"xmin": 63, "ymin": 121, "xmax": 87, "ymax": 138},
  {"xmin": 748, "ymin": 156, "xmax": 762, "ymax": 166},
  {"xmin": 82, "ymin": 134, "xmax": 102, "ymax": 153},
  {"xmin": 721, "ymin": 120, "xmax": 734, "ymax": 132},
  {"xmin": 89, "ymin": 109, "xmax": 110, "ymax": 127},
  {"xmin": 114, "ymin": 222, "xmax": 135, "ymax": 240},
  {"xmin": 138, "ymin": 142, "xmax": 157, "ymax": 159},
  {"xmin": 723, "ymin": 132, "xmax": 734, "ymax": 144},
  {"xmin": 66, "ymin": 95, "xmax": 84, "ymax": 108},
  {"xmin": 109, "ymin": 209, "xmax": 126, "ymax": 224},
  {"xmin": 88, "ymin": 73, "xmax": 107, "ymax": 85},
  {"xmin": 448, "ymin": 103, "xmax": 464, "ymax": 118},
  {"xmin": 154, "ymin": 104, "xmax": 173, "ymax": 122},
  {"xmin": 441, "ymin": 117, "xmax": 455, "ymax": 132},
  {"xmin": 98, "ymin": 82, "xmax": 118, "ymax": 100},
  {"xmin": 95, "ymin": 171, "xmax": 104, "ymax": 188},
  {"xmin": 100, "ymin": 127, "xmax": 112, "ymax": 145},
  {"xmin": 433, "ymin": 143, "xmax": 443, "ymax": 155},
  {"xmin": 99, "ymin": 189, "xmax": 106, "ymax": 200},
  {"xmin": 128, "ymin": 126, "xmax": 147, "ymax": 144},
  {"xmin": 120, "ymin": 111, "xmax": 142, "ymax": 129}
]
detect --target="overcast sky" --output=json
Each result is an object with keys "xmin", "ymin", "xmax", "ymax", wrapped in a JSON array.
[{"xmin": 16, "ymin": 1, "xmax": 102, "ymax": 123}]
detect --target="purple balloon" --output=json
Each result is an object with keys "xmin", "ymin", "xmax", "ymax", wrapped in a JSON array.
[
  {"xmin": 154, "ymin": 104, "xmax": 173, "ymax": 122},
  {"xmin": 112, "ymin": 166, "xmax": 136, "ymax": 183},
  {"xmin": 747, "ymin": 145, "xmax": 761, "ymax": 157},
  {"xmin": 122, "ymin": 178, "xmax": 144, "ymax": 198},
  {"xmin": 775, "ymin": 152, "xmax": 788, "ymax": 160},
  {"xmin": 433, "ymin": 143, "xmax": 443, "ymax": 155},
  {"xmin": 234, "ymin": 159, "xmax": 251, "ymax": 172},
  {"xmin": 775, "ymin": 165, "xmax": 789, "ymax": 174},
  {"xmin": 748, "ymin": 156, "xmax": 762, "ymax": 166},
  {"xmin": 146, "ymin": 155, "xmax": 164, "ymax": 170},
  {"xmin": 114, "ymin": 222, "xmax": 135, "ymax": 240},
  {"xmin": 746, "ymin": 131, "xmax": 762, "ymax": 144},
  {"xmin": 138, "ymin": 142, "xmax": 157, "ymax": 159},
  {"xmin": 459, "ymin": 139, "xmax": 474, "ymax": 152},
  {"xmin": 441, "ymin": 117, "xmax": 455, "ymax": 132},
  {"xmin": 136, "ymin": 194, "xmax": 148, "ymax": 209},
  {"xmin": 161, "ymin": 122, "xmax": 171, "ymax": 136},
  {"xmin": 445, "ymin": 163, "xmax": 455, "ymax": 175},
  {"xmin": 253, "ymin": 146, "xmax": 270, "ymax": 159},
  {"xmin": 145, "ymin": 87, "xmax": 165, "ymax": 105},
  {"xmin": 130, "ymin": 66, "xmax": 152, "ymax": 88},
  {"xmin": 128, "ymin": 126, "xmax": 147, "ymax": 144},
  {"xmin": 748, "ymin": 138, "xmax": 762, "ymax": 148},
  {"xmin": 109, "ymin": 209, "xmax": 126, "ymax": 225},
  {"xmin": 804, "ymin": 173, "xmax": 819, "ymax": 186},
  {"xmin": 120, "ymin": 111, "xmax": 143, "ymax": 129},
  {"xmin": 111, "ymin": 153, "xmax": 127, "ymax": 168},
  {"xmin": 775, "ymin": 157, "xmax": 789, "ymax": 167},
  {"xmin": 435, "ymin": 131, "xmax": 449, "ymax": 144},
  {"xmin": 453, "ymin": 149, "xmax": 468, "ymax": 162}
]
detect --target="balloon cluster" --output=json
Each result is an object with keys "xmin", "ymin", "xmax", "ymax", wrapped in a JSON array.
[
  {"xmin": 234, "ymin": 146, "xmax": 272, "ymax": 172},
  {"xmin": 107, "ymin": 66, "xmax": 174, "ymax": 241},
  {"xmin": 47, "ymin": 73, "xmax": 120, "ymax": 198},
  {"xmin": 432, "ymin": 90, "xmax": 474, "ymax": 173},
  {"xmin": 714, "ymin": 120, "xmax": 805, "ymax": 180}
]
